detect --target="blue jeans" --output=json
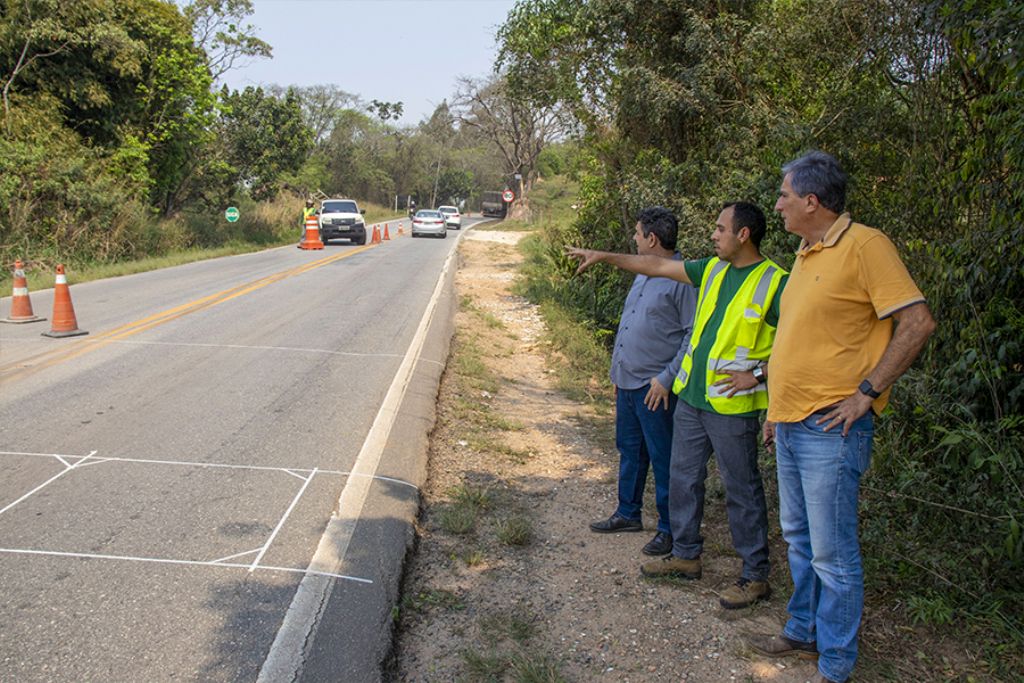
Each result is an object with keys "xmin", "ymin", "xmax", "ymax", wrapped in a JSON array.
[
  {"xmin": 615, "ymin": 385, "xmax": 676, "ymax": 534},
  {"xmin": 776, "ymin": 412, "xmax": 874, "ymax": 683}
]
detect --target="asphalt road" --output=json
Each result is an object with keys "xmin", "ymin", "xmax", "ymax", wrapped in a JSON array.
[{"xmin": 0, "ymin": 217, "xmax": 478, "ymax": 682}]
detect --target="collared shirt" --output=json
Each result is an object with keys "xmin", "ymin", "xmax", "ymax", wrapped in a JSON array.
[
  {"xmin": 610, "ymin": 254, "xmax": 697, "ymax": 391},
  {"xmin": 767, "ymin": 213, "xmax": 926, "ymax": 422}
]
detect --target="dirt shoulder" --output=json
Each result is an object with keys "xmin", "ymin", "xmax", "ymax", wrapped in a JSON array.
[{"xmin": 387, "ymin": 229, "xmax": 985, "ymax": 683}]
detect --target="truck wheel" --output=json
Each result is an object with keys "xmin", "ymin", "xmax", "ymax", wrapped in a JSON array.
[{"xmin": 354, "ymin": 234, "xmax": 366, "ymax": 245}]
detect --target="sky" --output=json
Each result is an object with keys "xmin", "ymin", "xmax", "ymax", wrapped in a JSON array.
[{"xmin": 219, "ymin": 0, "xmax": 519, "ymax": 127}]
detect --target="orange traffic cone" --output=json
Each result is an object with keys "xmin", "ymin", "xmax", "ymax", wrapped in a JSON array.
[
  {"xmin": 298, "ymin": 215, "xmax": 324, "ymax": 250},
  {"xmin": 372, "ymin": 225, "xmax": 381, "ymax": 244},
  {"xmin": 2, "ymin": 260, "xmax": 45, "ymax": 324},
  {"xmin": 383, "ymin": 223, "xmax": 391, "ymax": 241},
  {"xmin": 42, "ymin": 264, "xmax": 87, "ymax": 338}
]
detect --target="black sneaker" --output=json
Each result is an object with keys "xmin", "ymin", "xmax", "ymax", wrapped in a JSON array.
[
  {"xmin": 641, "ymin": 531, "xmax": 672, "ymax": 556},
  {"xmin": 589, "ymin": 513, "xmax": 643, "ymax": 533}
]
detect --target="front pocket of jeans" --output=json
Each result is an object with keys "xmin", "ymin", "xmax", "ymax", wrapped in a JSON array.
[{"xmin": 795, "ymin": 416, "xmax": 842, "ymax": 437}]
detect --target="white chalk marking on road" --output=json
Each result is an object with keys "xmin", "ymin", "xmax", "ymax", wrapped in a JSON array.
[
  {"xmin": 0, "ymin": 450, "xmax": 418, "ymax": 491},
  {"xmin": 249, "ymin": 469, "xmax": 317, "ymax": 573},
  {"xmin": 257, "ymin": 231, "xmax": 460, "ymax": 683},
  {"xmin": 0, "ymin": 450, "xmax": 97, "ymax": 517},
  {"xmin": 77, "ymin": 458, "xmax": 110, "ymax": 468},
  {"xmin": 53, "ymin": 455, "xmax": 70, "ymax": 468},
  {"xmin": 211, "ymin": 548, "xmax": 260, "ymax": 564},
  {"xmin": 0, "ymin": 547, "xmax": 373, "ymax": 583},
  {"xmin": 0, "ymin": 450, "xmax": 343, "ymax": 476}
]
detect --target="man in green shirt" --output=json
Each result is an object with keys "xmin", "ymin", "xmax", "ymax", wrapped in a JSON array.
[{"xmin": 569, "ymin": 202, "xmax": 787, "ymax": 609}]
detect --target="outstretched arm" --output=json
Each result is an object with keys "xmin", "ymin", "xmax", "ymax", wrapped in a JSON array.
[{"xmin": 565, "ymin": 248, "xmax": 693, "ymax": 284}]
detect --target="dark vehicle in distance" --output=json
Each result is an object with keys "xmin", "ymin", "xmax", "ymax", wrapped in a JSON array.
[{"xmin": 480, "ymin": 191, "xmax": 507, "ymax": 218}]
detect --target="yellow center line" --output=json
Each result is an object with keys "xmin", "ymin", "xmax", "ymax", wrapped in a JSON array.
[{"xmin": 0, "ymin": 244, "xmax": 377, "ymax": 384}]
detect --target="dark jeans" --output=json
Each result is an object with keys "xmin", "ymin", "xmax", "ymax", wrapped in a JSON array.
[
  {"xmin": 668, "ymin": 401, "xmax": 770, "ymax": 580},
  {"xmin": 615, "ymin": 385, "xmax": 676, "ymax": 534}
]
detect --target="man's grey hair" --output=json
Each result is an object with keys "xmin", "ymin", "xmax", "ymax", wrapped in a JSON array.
[{"xmin": 782, "ymin": 150, "xmax": 848, "ymax": 214}]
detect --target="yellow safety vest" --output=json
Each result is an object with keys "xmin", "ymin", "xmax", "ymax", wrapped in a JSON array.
[
  {"xmin": 672, "ymin": 257, "xmax": 786, "ymax": 414},
  {"xmin": 302, "ymin": 206, "xmax": 316, "ymax": 225}
]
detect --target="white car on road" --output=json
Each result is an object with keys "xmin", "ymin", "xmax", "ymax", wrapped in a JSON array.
[{"xmin": 437, "ymin": 205, "xmax": 461, "ymax": 230}]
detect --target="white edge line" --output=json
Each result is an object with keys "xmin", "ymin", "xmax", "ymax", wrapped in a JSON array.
[
  {"xmin": 256, "ymin": 230, "xmax": 459, "ymax": 683},
  {"xmin": 0, "ymin": 547, "xmax": 372, "ymax": 584},
  {"xmin": 249, "ymin": 469, "xmax": 317, "ymax": 572}
]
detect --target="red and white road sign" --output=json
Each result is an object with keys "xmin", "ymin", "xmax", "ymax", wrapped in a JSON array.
[{"xmin": 502, "ymin": 189, "xmax": 515, "ymax": 203}]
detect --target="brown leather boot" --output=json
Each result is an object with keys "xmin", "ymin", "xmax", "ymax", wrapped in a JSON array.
[{"xmin": 640, "ymin": 554, "xmax": 701, "ymax": 579}]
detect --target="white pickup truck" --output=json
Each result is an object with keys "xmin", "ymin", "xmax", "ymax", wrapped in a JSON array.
[{"xmin": 318, "ymin": 199, "xmax": 367, "ymax": 245}]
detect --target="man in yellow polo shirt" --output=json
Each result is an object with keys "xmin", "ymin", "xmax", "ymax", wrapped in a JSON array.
[
  {"xmin": 747, "ymin": 151, "xmax": 935, "ymax": 683},
  {"xmin": 568, "ymin": 202, "xmax": 787, "ymax": 610}
]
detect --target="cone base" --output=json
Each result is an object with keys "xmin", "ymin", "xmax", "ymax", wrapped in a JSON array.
[
  {"xmin": 1, "ymin": 315, "xmax": 45, "ymax": 324},
  {"xmin": 42, "ymin": 328, "xmax": 88, "ymax": 338}
]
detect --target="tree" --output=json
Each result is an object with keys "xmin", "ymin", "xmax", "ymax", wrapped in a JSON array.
[
  {"xmin": 183, "ymin": 0, "xmax": 271, "ymax": 83},
  {"xmin": 218, "ymin": 86, "xmax": 312, "ymax": 201},
  {"xmin": 453, "ymin": 74, "xmax": 566, "ymax": 219},
  {"xmin": 367, "ymin": 99, "xmax": 403, "ymax": 124},
  {"xmin": 275, "ymin": 83, "xmax": 361, "ymax": 149},
  {"xmin": 0, "ymin": 0, "xmax": 144, "ymax": 135}
]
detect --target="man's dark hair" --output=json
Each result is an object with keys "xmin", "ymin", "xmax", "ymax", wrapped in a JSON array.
[
  {"xmin": 723, "ymin": 201, "xmax": 767, "ymax": 249},
  {"xmin": 782, "ymin": 150, "xmax": 848, "ymax": 213},
  {"xmin": 636, "ymin": 206, "xmax": 678, "ymax": 250}
]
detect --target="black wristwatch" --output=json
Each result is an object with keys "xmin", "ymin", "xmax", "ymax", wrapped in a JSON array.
[
  {"xmin": 752, "ymin": 366, "xmax": 766, "ymax": 384},
  {"xmin": 858, "ymin": 379, "xmax": 880, "ymax": 398}
]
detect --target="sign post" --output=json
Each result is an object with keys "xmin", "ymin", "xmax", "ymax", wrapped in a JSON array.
[{"xmin": 225, "ymin": 207, "xmax": 240, "ymax": 223}]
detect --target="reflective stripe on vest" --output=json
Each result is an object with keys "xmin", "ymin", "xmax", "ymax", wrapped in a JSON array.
[
  {"xmin": 673, "ymin": 260, "xmax": 728, "ymax": 389},
  {"xmin": 672, "ymin": 257, "xmax": 786, "ymax": 414}
]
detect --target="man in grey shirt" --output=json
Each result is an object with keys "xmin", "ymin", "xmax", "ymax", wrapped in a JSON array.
[{"xmin": 590, "ymin": 206, "xmax": 697, "ymax": 556}]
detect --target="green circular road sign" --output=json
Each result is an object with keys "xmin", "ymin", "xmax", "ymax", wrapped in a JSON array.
[{"xmin": 225, "ymin": 206, "xmax": 240, "ymax": 223}]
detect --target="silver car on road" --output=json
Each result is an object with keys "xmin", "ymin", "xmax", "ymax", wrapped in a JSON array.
[{"xmin": 411, "ymin": 210, "xmax": 447, "ymax": 238}]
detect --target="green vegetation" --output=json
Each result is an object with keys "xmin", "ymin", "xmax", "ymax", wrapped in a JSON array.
[
  {"xmin": 435, "ymin": 503, "xmax": 478, "ymax": 536},
  {"xmin": 402, "ymin": 588, "xmax": 466, "ymax": 614},
  {"xmin": 460, "ymin": 609, "xmax": 565, "ymax": 683},
  {"xmin": 495, "ymin": 515, "xmax": 533, "ymax": 547},
  {"xmin": 496, "ymin": 0, "xmax": 1023, "ymax": 672},
  {"xmin": 479, "ymin": 610, "xmax": 537, "ymax": 645},
  {"xmin": 0, "ymin": 0, "xmax": 531, "ymax": 282}
]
